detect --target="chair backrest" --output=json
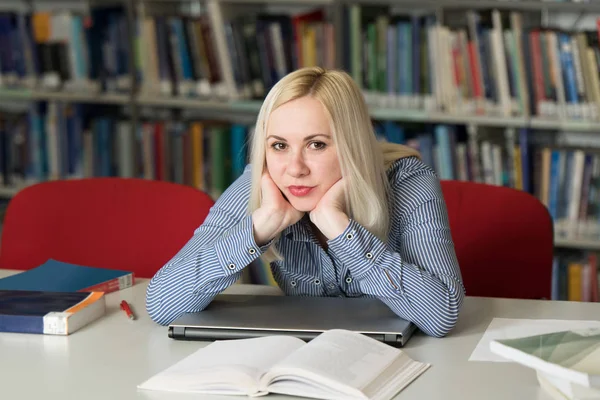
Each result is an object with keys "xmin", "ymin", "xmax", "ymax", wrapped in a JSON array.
[
  {"xmin": 0, "ymin": 178, "xmax": 215, "ymax": 278},
  {"xmin": 440, "ymin": 180, "xmax": 553, "ymax": 300}
]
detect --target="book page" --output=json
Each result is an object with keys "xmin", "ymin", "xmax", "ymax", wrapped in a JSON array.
[
  {"xmin": 138, "ymin": 335, "xmax": 305, "ymax": 394},
  {"xmin": 265, "ymin": 330, "xmax": 400, "ymax": 392}
]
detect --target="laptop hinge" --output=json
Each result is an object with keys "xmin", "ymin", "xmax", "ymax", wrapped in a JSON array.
[
  {"xmin": 384, "ymin": 334, "xmax": 402, "ymax": 345},
  {"xmin": 169, "ymin": 326, "xmax": 186, "ymax": 339}
]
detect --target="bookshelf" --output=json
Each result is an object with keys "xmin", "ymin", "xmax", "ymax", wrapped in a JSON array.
[
  {"xmin": 555, "ymin": 237, "xmax": 600, "ymax": 251},
  {"xmin": 347, "ymin": 0, "xmax": 600, "ymax": 13},
  {"xmin": 1, "ymin": 0, "xmax": 600, "ymax": 254}
]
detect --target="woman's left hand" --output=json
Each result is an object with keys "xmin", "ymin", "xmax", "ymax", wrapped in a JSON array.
[{"xmin": 309, "ymin": 179, "xmax": 350, "ymax": 240}]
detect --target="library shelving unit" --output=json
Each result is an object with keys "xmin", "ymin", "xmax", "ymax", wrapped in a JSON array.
[{"xmin": 1, "ymin": 0, "xmax": 600, "ymax": 252}]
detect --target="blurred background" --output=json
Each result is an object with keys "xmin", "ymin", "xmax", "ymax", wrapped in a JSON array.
[{"xmin": 0, "ymin": 0, "xmax": 598, "ymax": 299}]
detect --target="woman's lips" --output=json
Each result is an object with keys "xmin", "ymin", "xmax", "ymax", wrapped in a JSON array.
[{"xmin": 288, "ymin": 186, "xmax": 314, "ymax": 197}]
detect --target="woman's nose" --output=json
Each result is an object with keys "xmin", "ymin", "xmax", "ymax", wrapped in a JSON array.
[{"xmin": 286, "ymin": 151, "xmax": 309, "ymax": 177}]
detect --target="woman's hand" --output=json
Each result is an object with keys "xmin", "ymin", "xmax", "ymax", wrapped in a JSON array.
[
  {"xmin": 252, "ymin": 173, "xmax": 304, "ymax": 246},
  {"xmin": 309, "ymin": 179, "xmax": 350, "ymax": 240}
]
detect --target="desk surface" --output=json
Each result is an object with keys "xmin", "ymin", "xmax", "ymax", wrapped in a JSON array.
[{"xmin": 1, "ymin": 269, "xmax": 599, "ymax": 400}]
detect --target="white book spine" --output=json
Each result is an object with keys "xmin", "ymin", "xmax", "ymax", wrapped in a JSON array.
[
  {"xmin": 492, "ymin": 11, "xmax": 511, "ymax": 117},
  {"xmin": 206, "ymin": 0, "xmax": 238, "ymax": 100},
  {"xmin": 567, "ymin": 150, "xmax": 585, "ymax": 235}
]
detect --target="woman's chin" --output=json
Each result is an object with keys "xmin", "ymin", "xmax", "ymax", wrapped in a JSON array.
[{"xmin": 288, "ymin": 198, "xmax": 318, "ymax": 213}]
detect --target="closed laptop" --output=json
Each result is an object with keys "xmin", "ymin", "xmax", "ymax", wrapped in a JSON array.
[{"xmin": 168, "ymin": 294, "xmax": 416, "ymax": 346}]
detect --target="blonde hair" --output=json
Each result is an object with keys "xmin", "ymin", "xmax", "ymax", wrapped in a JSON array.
[{"xmin": 249, "ymin": 67, "xmax": 419, "ymax": 262}]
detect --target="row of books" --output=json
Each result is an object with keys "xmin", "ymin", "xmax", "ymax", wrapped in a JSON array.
[
  {"xmin": 7, "ymin": 5, "xmax": 600, "ymax": 125},
  {"xmin": 0, "ymin": 6, "xmax": 333, "ymax": 100},
  {"xmin": 374, "ymin": 121, "xmax": 600, "ymax": 240},
  {"xmin": 0, "ymin": 9, "xmax": 131, "ymax": 94},
  {"xmin": 4, "ymin": 102, "xmax": 600, "ymax": 240},
  {"xmin": 0, "ymin": 103, "xmax": 250, "ymax": 200},
  {"xmin": 138, "ymin": 9, "xmax": 335, "ymax": 100},
  {"xmin": 344, "ymin": 6, "xmax": 600, "ymax": 120},
  {"xmin": 552, "ymin": 251, "xmax": 599, "ymax": 302}
]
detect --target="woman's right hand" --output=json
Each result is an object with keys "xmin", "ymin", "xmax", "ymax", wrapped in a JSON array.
[{"xmin": 252, "ymin": 173, "xmax": 304, "ymax": 246}]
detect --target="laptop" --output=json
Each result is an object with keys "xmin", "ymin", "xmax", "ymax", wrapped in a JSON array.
[{"xmin": 168, "ymin": 295, "xmax": 417, "ymax": 346}]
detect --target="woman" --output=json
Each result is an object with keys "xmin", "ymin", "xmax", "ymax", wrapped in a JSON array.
[{"xmin": 146, "ymin": 67, "xmax": 465, "ymax": 338}]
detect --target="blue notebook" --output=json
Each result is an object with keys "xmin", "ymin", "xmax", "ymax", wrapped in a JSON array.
[
  {"xmin": 0, "ymin": 290, "xmax": 106, "ymax": 335},
  {"xmin": 0, "ymin": 259, "xmax": 134, "ymax": 293}
]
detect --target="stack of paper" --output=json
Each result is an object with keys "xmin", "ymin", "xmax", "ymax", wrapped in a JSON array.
[{"xmin": 490, "ymin": 329, "xmax": 600, "ymax": 400}]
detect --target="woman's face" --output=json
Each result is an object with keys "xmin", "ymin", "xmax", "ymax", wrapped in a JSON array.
[{"xmin": 265, "ymin": 96, "xmax": 342, "ymax": 212}]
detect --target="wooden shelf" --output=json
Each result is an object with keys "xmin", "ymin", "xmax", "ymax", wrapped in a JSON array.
[
  {"xmin": 529, "ymin": 117, "xmax": 600, "ymax": 132},
  {"xmin": 3, "ymin": 90, "xmax": 600, "ymax": 131},
  {"xmin": 554, "ymin": 237, "xmax": 600, "ymax": 251},
  {"xmin": 347, "ymin": 0, "xmax": 600, "ymax": 12},
  {"xmin": 0, "ymin": 184, "xmax": 30, "ymax": 198},
  {"xmin": 137, "ymin": 95, "xmax": 236, "ymax": 110},
  {"xmin": 32, "ymin": 91, "xmax": 130, "ymax": 104},
  {"xmin": 0, "ymin": 89, "xmax": 129, "ymax": 105}
]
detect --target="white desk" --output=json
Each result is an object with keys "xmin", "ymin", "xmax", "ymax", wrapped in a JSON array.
[{"xmin": 1, "ymin": 269, "xmax": 599, "ymax": 400}]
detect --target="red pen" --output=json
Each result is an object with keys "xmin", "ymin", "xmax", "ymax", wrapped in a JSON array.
[{"xmin": 120, "ymin": 300, "xmax": 136, "ymax": 321}]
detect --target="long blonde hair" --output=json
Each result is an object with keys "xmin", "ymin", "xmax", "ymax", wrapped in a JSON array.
[{"xmin": 249, "ymin": 67, "xmax": 419, "ymax": 262}]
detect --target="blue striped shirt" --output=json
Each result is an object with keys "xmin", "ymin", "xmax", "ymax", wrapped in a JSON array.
[{"xmin": 146, "ymin": 157, "xmax": 466, "ymax": 337}]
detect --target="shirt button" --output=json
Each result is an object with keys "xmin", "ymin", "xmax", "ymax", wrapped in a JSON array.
[
  {"xmin": 314, "ymin": 279, "xmax": 321, "ymax": 285},
  {"xmin": 248, "ymin": 248, "xmax": 256, "ymax": 255},
  {"xmin": 366, "ymin": 252, "xmax": 373, "ymax": 259},
  {"xmin": 345, "ymin": 277, "xmax": 352, "ymax": 284},
  {"xmin": 346, "ymin": 233, "xmax": 354, "ymax": 240},
  {"xmin": 290, "ymin": 281, "xmax": 297, "ymax": 287},
  {"xmin": 228, "ymin": 263, "xmax": 236, "ymax": 270}
]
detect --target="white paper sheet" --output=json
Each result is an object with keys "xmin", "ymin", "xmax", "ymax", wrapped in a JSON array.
[{"xmin": 469, "ymin": 318, "xmax": 600, "ymax": 362}]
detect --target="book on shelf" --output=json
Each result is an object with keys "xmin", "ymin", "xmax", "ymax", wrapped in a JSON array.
[
  {"xmin": 552, "ymin": 251, "xmax": 599, "ymax": 302},
  {"xmin": 490, "ymin": 329, "xmax": 600, "ymax": 400},
  {"xmin": 0, "ymin": 289, "xmax": 106, "ymax": 335},
  {"xmin": 138, "ymin": 329, "xmax": 430, "ymax": 400},
  {"xmin": 0, "ymin": 259, "xmax": 134, "ymax": 293}
]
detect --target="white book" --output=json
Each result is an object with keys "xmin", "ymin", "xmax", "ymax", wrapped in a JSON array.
[
  {"xmin": 138, "ymin": 329, "xmax": 430, "ymax": 400},
  {"xmin": 570, "ymin": 36, "xmax": 586, "ymax": 120},
  {"xmin": 492, "ymin": 144, "xmax": 503, "ymax": 186},
  {"xmin": 207, "ymin": 0, "xmax": 240, "ymax": 100},
  {"xmin": 117, "ymin": 122, "xmax": 135, "ymax": 178},
  {"xmin": 481, "ymin": 141, "xmax": 494, "ymax": 185},
  {"xmin": 490, "ymin": 329, "xmax": 600, "ymax": 399},
  {"xmin": 455, "ymin": 144, "xmax": 468, "ymax": 181},
  {"xmin": 46, "ymin": 102, "xmax": 60, "ymax": 181},
  {"xmin": 567, "ymin": 150, "xmax": 585, "ymax": 236},
  {"xmin": 492, "ymin": 10, "xmax": 511, "ymax": 117},
  {"xmin": 537, "ymin": 370, "xmax": 600, "ymax": 400},
  {"xmin": 548, "ymin": 32, "xmax": 567, "ymax": 120}
]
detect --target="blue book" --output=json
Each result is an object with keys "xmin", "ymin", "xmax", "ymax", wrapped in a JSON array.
[
  {"xmin": 0, "ymin": 259, "xmax": 134, "ymax": 293},
  {"xmin": 0, "ymin": 290, "xmax": 106, "ymax": 335}
]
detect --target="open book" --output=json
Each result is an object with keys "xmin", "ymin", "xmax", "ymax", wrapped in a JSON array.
[{"xmin": 138, "ymin": 329, "xmax": 430, "ymax": 400}]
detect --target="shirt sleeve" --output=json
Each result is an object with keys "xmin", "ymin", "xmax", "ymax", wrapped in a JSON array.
[
  {"xmin": 145, "ymin": 166, "xmax": 269, "ymax": 325},
  {"xmin": 327, "ymin": 160, "xmax": 465, "ymax": 338}
]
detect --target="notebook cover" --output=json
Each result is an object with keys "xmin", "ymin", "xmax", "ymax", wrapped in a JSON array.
[{"xmin": 0, "ymin": 259, "xmax": 134, "ymax": 293}]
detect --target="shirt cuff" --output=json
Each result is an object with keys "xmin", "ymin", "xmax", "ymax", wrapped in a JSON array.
[
  {"xmin": 214, "ymin": 214, "xmax": 270, "ymax": 275},
  {"xmin": 327, "ymin": 219, "xmax": 387, "ymax": 279}
]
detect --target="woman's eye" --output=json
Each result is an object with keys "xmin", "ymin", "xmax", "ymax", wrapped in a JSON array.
[
  {"xmin": 309, "ymin": 141, "xmax": 326, "ymax": 150},
  {"xmin": 271, "ymin": 142, "xmax": 286, "ymax": 151}
]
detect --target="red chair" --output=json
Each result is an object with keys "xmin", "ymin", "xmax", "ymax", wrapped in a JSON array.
[
  {"xmin": 440, "ymin": 180, "xmax": 554, "ymax": 300},
  {"xmin": 0, "ymin": 178, "xmax": 215, "ymax": 278}
]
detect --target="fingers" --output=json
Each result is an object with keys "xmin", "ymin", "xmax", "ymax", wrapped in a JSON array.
[{"xmin": 260, "ymin": 172, "xmax": 280, "ymax": 204}]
